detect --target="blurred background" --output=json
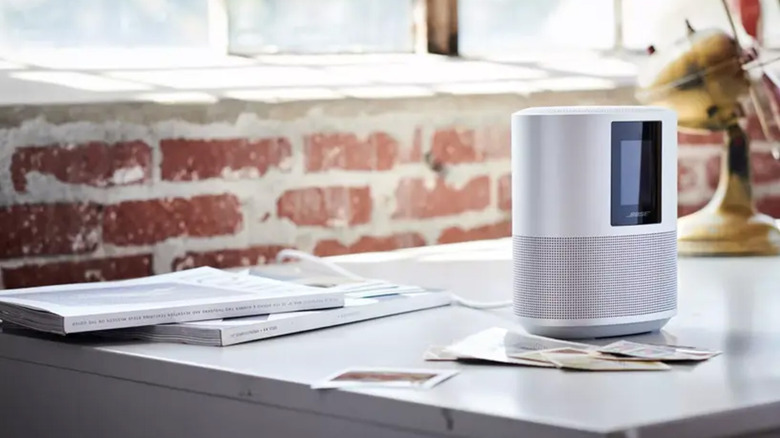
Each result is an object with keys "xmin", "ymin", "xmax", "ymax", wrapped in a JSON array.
[
  {"xmin": 0, "ymin": 0, "xmax": 775, "ymax": 53},
  {"xmin": 0, "ymin": 0, "xmax": 778, "ymax": 289}
]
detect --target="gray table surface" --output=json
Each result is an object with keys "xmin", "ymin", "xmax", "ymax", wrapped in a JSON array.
[{"xmin": 2, "ymin": 238, "xmax": 780, "ymax": 438}]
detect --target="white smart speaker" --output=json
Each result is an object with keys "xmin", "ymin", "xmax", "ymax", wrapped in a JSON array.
[{"xmin": 511, "ymin": 106, "xmax": 678, "ymax": 339}]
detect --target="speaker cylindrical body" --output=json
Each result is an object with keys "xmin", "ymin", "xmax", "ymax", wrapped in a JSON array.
[{"xmin": 511, "ymin": 106, "xmax": 677, "ymax": 339}]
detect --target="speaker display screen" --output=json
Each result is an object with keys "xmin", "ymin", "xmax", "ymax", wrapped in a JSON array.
[
  {"xmin": 611, "ymin": 121, "xmax": 662, "ymax": 226},
  {"xmin": 619, "ymin": 140, "xmax": 646, "ymax": 206}
]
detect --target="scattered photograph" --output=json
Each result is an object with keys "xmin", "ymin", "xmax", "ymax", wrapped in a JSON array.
[{"xmin": 311, "ymin": 367, "xmax": 459, "ymax": 389}]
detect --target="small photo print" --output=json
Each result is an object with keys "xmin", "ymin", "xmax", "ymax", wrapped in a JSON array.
[{"xmin": 311, "ymin": 367, "xmax": 459, "ymax": 390}]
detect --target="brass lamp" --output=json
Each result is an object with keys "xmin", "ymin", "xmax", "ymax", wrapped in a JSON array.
[{"xmin": 636, "ymin": 6, "xmax": 780, "ymax": 256}]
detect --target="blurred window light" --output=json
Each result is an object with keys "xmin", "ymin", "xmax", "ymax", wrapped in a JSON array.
[
  {"xmin": 0, "ymin": 0, "xmax": 211, "ymax": 49},
  {"xmin": 621, "ymin": 0, "xmax": 756, "ymax": 51},
  {"xmin": 226, "ymin": 0, "xmax": 415, "ymax": 54},
  {"xmin": 458, "ymin": 0, "xmax": 617, "ymax": 57},
  {"xmin": 760, "ymin": 0, "xmax": 780, "ymax": 48},
  {"xmin": 10, "ymin": 71, "xmax": 153, "ymax": 91},
  {"xmin": 0, "ymin": 0, "xmax": 773, "ymax": 60},
  {"xmin": 459, "ymin": 0, "xmax": 780, "ymax": 58}
]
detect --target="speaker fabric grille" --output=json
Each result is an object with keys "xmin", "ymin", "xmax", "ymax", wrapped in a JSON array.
[{"xmin": 513, "ymin": 231, "xmax": 677, "ymax": 320}]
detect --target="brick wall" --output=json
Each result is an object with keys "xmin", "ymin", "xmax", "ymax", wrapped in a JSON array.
[
  {"xmin": 677, "ymin": 118, "xmax": 780, "ymax": 217},
  {"xmin": 0, "ymin": 104, "xmax": 517, "ymax": 289},
  {"xmin": 1, "ymin": 97, "xmax": 779, "ymax": 289}
]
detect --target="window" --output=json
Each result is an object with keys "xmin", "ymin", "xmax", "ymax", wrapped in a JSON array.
[
  {"xmin": 458, "ymin": 0, "xmax": 617, "ymax": 58},
  {"xmin": 0, "ymin": 0, "xmax": 774, "ymax": 56},
  {"xmin": 0, "ymin": 0, "xmax": 212, "ymax": 49},
  {"xmin": 227, "ymin": 0, "xmax": 415, "ymax": 54},
  {"xmin": 762, "ymin": 0, "xmax": 780, "ymax": 48},
  {"xmin": 459, "ymin": 0, "xmax": 779, "ymax": 58}
]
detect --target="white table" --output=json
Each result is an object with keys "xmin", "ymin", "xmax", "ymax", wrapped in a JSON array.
[{"xmin": 2, "ymin": 238, "xmax": 780, "ymax": 438}]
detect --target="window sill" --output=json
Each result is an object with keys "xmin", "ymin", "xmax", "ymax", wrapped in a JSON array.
[{"xmin": 0, "ymin": 49, "xmax": 641, "ymax": 123}]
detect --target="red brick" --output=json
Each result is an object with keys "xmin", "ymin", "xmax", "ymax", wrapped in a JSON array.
[
  {"xmin": 678, "ymin": 202, "xmax": 707, "ymax": 217},
  {"xmin": 305, "ymin": 132, "xmax": 400, "ymax": 172},
  {"xmin": 737, "ymin": 0, "xmax": 760, "ymax": 37},
  {"xmin": 2, "ymin": 255, "xmax": 152, "ymax": 289},
  {"xmin": 11, "ymin": 141, "xmax": 150, "ymax": 192},
  {"xmin": 172, "ymin": 245, "xmax": 287, "ymax": 271},
  {"xmin": 407, "ymin": 127, "xmax": 424, "ymax": 163},
  {"xmin": 477, "ymin": 125, "xmax": 511, "ymax": 159},
  {"xmin": 705, "ymin": 151, "xmax": 780, "ymax": 190},
  {"xmin": 750, "ymin": 152, "xmax": 780, "ymax": 184},
  {"xmin": 437, "ymin": 221, "xmax": 512, "ymax": 244},
  {"xmin": 0, "ymin": 202, "xmax": 101, "ymax": 259},
  {"xmin": 430, "ymin": 126, "xmax": 510, "ymax": 165},
  {"xmin": 161, "ymin": 137, "xmax": 291, "ymax": 181},
  {"xmin": 313, "ymin": 232, "xmax": 427, "ymax": 257},
  {"xmin": 677, "ymin": 130, "xmax": 724, "ymax": 145},
  {"xmin": 705, "ymin": 155, "xmax": 721, "ymax": 190},
  {"xmin": 431, "ymin": 128, "xmax": 477, "ymax": 164},
  {"xmin": 277, "ymin": 186, "xmax": 371, "ymax": 227},
  {"xmin": 745, "ymin": 113, "xmax": 780, "ymax": 141},
  {"xmin": 498, "ymin": 173, "xmax": 511, "ymax": 211},
  {"xmin": 678, "ymin": 158, "xmax": 700, "ymax": 193},
  {"xmin": 394, "ymin": 176, "xmax": 490, "ymax": 219},
  {"xmin": 757, "ymin": 195, "xmax": 780, "ymax": 218},
  {"xmin": 103, "ymin": 194, "xmax": 242, "ymax": 246}
]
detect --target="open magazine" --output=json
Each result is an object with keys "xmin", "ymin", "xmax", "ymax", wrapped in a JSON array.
[{"xmin": 0, "ymin": 267, "xmax": 344, "ymax": 335}]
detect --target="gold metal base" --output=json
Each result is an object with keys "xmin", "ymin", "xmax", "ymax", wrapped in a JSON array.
[
  {"xmin": 677, "ymin": 124, "xmax": 780, "ymax": 256},
  {"xmin": 677, "ymin": 204, "xmax": 780, "ymax": 256}
]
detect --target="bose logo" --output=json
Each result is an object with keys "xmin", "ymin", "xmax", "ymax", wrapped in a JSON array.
[{"xmin": 628, "ymin": 211, "xmax": 651, "ymax": 218}]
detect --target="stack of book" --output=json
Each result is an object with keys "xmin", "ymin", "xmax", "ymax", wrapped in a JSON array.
[{"xmin": 0, "ymin": 266, "xmax": 451, "ymax": 346}]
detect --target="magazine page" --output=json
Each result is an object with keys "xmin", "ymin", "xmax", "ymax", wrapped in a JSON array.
[
  {"xmin": 246, "ymin": 267, "xmax": 429, "ymax": 297},
  {"xmin": 132, "ymin": 266, "xmax": 338, "ymax": 296},
  {"xmin": 0, "ymin": 267, "xmax": 339, "ymax": 318}
]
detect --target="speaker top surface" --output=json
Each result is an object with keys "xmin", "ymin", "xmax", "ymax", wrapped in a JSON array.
[{"xmin": 513, "ymin": 105, "xmax": 675, "ymax": 117}]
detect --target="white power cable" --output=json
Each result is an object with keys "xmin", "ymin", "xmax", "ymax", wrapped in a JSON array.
[
  {"xmin": 449, "ymin": 296, "xmax": 513, "ymax": 309},
  {"xmin": 275, "ymin": 249, "xmax": 513, "ymax": 309},
  {"xmin": 275, "ymin": 249, "xmax": 364, "ymax": 280}
]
